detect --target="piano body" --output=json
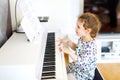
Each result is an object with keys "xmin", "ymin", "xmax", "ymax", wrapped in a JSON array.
[{"xmin": 0, "ymin": 32, "xmax": 67, "ymax": 80}]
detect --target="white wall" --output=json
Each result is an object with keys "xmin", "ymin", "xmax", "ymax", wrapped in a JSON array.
[{"xmin": 10, "ymin": 0, "xmax": 84, "ymax": 35}]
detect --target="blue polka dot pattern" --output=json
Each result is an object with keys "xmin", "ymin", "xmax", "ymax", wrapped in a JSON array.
[{"xmin": 67, "ymin": 38, "xmax": 97, "ymax": 80}]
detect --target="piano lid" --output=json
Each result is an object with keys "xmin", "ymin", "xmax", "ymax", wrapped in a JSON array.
[{"xmin": 0, "ymin": 32, "xmax": 47, "ymax": 80}]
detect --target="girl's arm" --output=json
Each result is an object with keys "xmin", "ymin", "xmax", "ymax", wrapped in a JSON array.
[
  {"xmin": 67, "ymin": 39, "xmax": 76, "ymax": 51},
  {"xmin": 67, "ymin": 50, "xmax": 78, "ymax": 62}
]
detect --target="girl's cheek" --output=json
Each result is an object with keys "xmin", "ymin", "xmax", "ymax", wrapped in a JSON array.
[
  {"xmin": 75, "ymin": 27, "xmax": 78, "ymax": 31},
  {"xmin": 75, "ymin": 28, "xmax": 78, "ymax": 33}
]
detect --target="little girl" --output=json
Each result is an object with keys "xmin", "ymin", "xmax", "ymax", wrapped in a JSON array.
[{"xmin": 58, "ymin": 12, "xmax": 101, "ymax": 80}]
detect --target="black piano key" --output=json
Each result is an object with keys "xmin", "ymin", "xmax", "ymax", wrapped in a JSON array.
[
  {"xmin": 45, "ymin": 52, "xmax": 55, "ymax": 55},
  {"xmin": 43, "ymin": 66, "xmax": 55, "ymax": 72},
  {"xmin": 45, "ymin": 48, "xmax": 55, "ymax": 50},
  {"xmin": 45, "ymin": 49, "xmax": 55, "ymax": 52},
  {"xmin": 48, "ymin": 33, "xmax": 54, "ymax": 36},
  {"xmin": 42, "ymin": 72, "xmax": 55, "ymax": 76},
  {"xmin": 46, "ymin": 43, "xmax": 55, "ymax": 46},
  {"xmin": 45, "ymin": 54, "xmax": 55, "ymax": 57},
  {"xmin": 44, "ymin": 57, "xmax": 55, "ymax": 62},
  {"xmin": 41, "ymin": 76, "xmax": 55, "ymax": 80},
  {"xmin": 46, "ymin": 45, "xmax": 55, "ymax": 48}
]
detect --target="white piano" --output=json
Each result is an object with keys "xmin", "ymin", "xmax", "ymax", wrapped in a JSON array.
[{"xmin": 0, "ymin": 32, "xmax": 67, "ymax": 80}]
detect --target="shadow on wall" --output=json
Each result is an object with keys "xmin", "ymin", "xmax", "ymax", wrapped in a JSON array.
[{"xmin": 0, "ymin": 0, "xmax": 8, "ymax": 47}]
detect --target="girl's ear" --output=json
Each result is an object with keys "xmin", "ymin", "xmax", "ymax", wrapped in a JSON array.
[{"xmin": 86, "ymin": 28, "xmax": 92, "ymax": 33}]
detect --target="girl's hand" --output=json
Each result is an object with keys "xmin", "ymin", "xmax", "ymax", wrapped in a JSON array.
[
  {"xmin": 57, "ymin": 36, "xmax": 69, "ymax": 46},
  {"xmin": 59, "ymin": 42, "xmax": 71, "ymax": 54},
  {"xmin": 57, "ymin": 40, "xmax": 69, "ymax": 53},
  {"xmin": 57, "ymin": 36, "xmax": 70, "ymax": 52},
  {"xmin": 60, "ymin": 44, "xmax": 78, "ymax": 62},
  {"xmin": 61, "ymin": 45, "xmax": 70, "ymax": 54},
  {"xmin": 57, "ymin": 38, "xmax": 78, "ymax": 62}
]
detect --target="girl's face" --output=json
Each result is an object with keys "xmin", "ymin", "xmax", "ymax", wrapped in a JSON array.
[{"xmin": 75, "ymin": 21, "xmax": 87, "ymax": 37}]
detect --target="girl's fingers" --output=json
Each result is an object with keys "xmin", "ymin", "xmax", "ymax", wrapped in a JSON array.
[
  {"xmin": 59, "ymin": 48, "xmax": 62, "ymax": 52},
  {"xmin": 58, "ymin": 44, "xmax": 63, "ymax": 52}
]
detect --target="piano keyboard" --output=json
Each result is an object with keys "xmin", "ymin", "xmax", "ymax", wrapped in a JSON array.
[
  {"xmin": 41, "ymin": 33, "xmax": 56, "ymax": 79},
  {"xmin": 41, "ymin": 32, "xmax": 68, "ymax": 80}
]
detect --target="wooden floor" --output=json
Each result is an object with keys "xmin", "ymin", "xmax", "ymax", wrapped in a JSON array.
[{"xmin": 97, "ymin": 63, "xmax": 120, "ymax": 80}]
